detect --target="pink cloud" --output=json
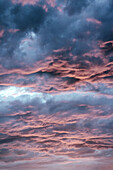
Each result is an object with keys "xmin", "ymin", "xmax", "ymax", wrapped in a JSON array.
[
  {"xmin": 12, "ymin": 0, "xmax": 40, "ymax": 5},
  {"xmin": 86, "ymin": 18, "xmax": 102, "ymax": 25},
  {"xmin": 46, "ymin": 0, "xmax": 56, "ymax": 8},
  {"xmin": 8, "ymin": 29, "xmax": 20, "ymax": 33},
  {"xmin": 0, "ymin": 30, "xmax": 4, "ymax": 38}
]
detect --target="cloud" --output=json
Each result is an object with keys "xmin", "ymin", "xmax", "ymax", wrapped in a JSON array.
[
  {"xmin": 64, "ymin": 0, "xmax": 90, "ymax": 15},
  {"xmin": 0, "ymin": 0, "xmax": 47, "ymax": 30},
  {"xmin": 0, "ymin": 0, "xmax": 113, "ymax": 92},
  {"xmin": 0, "ymin": 0, "xmax": 113, "ymax": 169},
  {"xmin": 0, "ymin": 89, "xmax": 113, "ymax": 166}
]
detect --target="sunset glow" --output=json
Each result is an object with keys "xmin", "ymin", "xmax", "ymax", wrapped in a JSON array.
[{"xmin": 0, "ymin": 0, "xmax": 113, "ymax": 170}]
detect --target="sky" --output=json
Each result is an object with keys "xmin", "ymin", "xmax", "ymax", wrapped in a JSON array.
[{"xmin": 0, "ymin": 0, "xmax": 113, "ymax": 169}]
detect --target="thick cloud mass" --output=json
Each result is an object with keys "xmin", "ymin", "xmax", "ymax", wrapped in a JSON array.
[
  {"xmin": 0, "ymin": 0, "xmax": 113, "ymax": 92},
  {"xmin": 0, "ymin": 0, "xmax": 113, "ymax": 169},
  {"xmin": 0, "ymin": 0, "xmax": 46, "ymax": 30}
]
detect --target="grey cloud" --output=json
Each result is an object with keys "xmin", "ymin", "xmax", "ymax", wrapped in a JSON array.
[
  {"xmin": 11, "ymin": 4, "xmax": 47, "ymax": 31},
  {"xmin": 0, "ymin": 0, "xmax": 47, "ymax": 31},
  {"xmin": 64, "ymin": 0, "xmax": 90, "ymax": 15}
]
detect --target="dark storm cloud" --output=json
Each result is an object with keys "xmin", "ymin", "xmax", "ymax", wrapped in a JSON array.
[
  {"xmin": 0, "ymin": 0, "xmax": 47, "ymax": 31},
  {"xmin": 0, "ymin": 0, "xmax": 48, "ymax": 73},
  {"xmin": 11, "ymin": 4, "xmax": 46, "ymax": 31}
]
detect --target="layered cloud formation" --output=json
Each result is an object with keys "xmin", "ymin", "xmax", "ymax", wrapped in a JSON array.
[
  {"xmin": 0, "ymin": 87, "xmax": 113, "ymax": 169},
  {"xmin": 0, "ymin": 0, "xmax": 113, "ymax": 169},
  {"xmin": 0, "ymin": 0, "xmax": 113, "ymax": 92}
]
